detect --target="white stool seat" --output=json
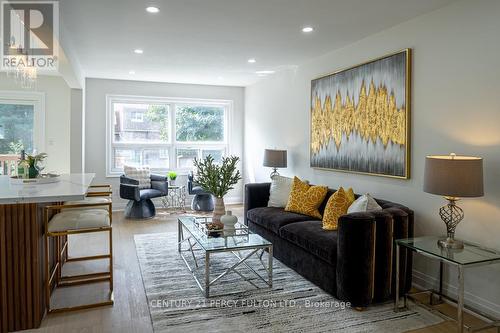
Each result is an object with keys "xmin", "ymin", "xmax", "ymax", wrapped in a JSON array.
[
  {"xmin": 64, "ymin": 197, "xmax": 111, "ymax": 210},
  {"xmin": 48, "ymin": 209, "xmax": 110, "ymax": 233}
]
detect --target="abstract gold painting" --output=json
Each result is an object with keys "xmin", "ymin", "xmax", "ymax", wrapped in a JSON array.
[{"xmin": 310, "ymin": 49, "xmax": 411, "ymax": 179}]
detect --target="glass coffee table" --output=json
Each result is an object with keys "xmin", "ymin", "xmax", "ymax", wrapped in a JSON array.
[
  {"xmin": 395, "ymin": 236, "xmax": 500, "ymax": 333},
  {"xmin": 177, "ymin": 216, "xmax": 273, "ymax": 298}
]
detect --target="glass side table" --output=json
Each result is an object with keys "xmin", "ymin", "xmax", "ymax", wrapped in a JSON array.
[{"xmin": 395, "ymin": 236, "xmax": 500, "ymax": 333}]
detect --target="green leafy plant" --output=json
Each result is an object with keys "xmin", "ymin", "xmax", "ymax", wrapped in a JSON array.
[
  {"xmin": 193, "ymin": 155, "xmax": 242, "ymax": 198},
  {"xmin": 26, "ymin": 152, "xmax": 47, "ymax": 167},
  {"xmin": 167, "ymin": 171, "xmax": 177, "ymax": 180}
]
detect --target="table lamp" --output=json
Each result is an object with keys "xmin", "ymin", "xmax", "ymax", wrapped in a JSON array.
[
  {"xmin": 423, "ymin": 153, "xmax": 484, "ymax": 249},
  {"xmin": 263, "ymin": 149, "xmax": 287, "ymax": 178}
]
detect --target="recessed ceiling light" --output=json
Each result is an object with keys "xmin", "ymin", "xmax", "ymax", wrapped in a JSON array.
[
  {"xmin": 248, "ymin": 58, "xmax": 256, "ymax": 63},
  {"xmin": 302, "ymin": 26, "xmax": 314, "ymax": 33},
  {"xmin": 129, "ymin": 70, "xmax": 136, "ymax": 75},
  {"xmin": 255, "ymin": 70, "xmax": 275, "ymax": 75},
  {"xmin": 134, "ymin": 49, "xmax": 143, "ymax": 54},
  {"xmin": 217, "ymin": 76, "xmax": 224, "ymax": 80},
  {"xmin": 146, "ymin": 6, "xmax": 160, "ymax": 13}
]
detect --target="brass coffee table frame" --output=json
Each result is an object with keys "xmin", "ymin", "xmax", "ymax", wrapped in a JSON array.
[{"xmin": 177, "ymin": 218, "xmax": 273, "ymax": 298}]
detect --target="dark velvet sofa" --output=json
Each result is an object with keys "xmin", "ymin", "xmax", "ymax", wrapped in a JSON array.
[{"xmin": 244, "ymin": 183, "xmax": 414, "ymax": 308}]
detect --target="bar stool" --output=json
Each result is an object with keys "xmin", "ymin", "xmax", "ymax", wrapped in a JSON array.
[{"xmin": 44, "ymin": 185, "xmax": 114, "ymax": 313}]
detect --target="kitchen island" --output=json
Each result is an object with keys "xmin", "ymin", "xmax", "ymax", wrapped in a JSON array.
[{"xmin": 0, "ymin": 173, "xmax": 95, "ymax": 332}]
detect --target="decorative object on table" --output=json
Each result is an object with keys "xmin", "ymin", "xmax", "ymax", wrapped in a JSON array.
[
  {"xmin": 192, "ymin": 216, "xmax": 249, "ymax": 239},
  {"xmin": 263, "ymin": 149, "xmax": 287, "ymax": 179},
  {"xmin": 267, "ymin": 175, "xmax": 294, "ymax": 208},
  {"xmin": 161, "ymin": 185, "xmax": 187, "ymax": 213},
  {"xmin": 16, "ymin": 150, "xmax": 28, "ymax": 178},
  {"xmin": 221, "ymin": 210, "xmax": 238, "ymax": 232},
  {"xmin": 206, "ymin": 221, "xmax": 224, "ymax": 237},
  {"xmin": 423, "ymin": 153, "xmax": 484, "ymax": 249},
  {"xmin": 310, "ymin": 49, "xmax": 411, "ymax": 179},
  {"xmin": 120, "ymin": 169, "xmax": 168, "ymax": 219},
  {"xmin": 167, "ymin": 171, "xmax": 177, "ymax": 186},
  {"xmin": 193, "ymin": 155, "xmax": 242, "ymax": 223},
  {"xmin": 26, "ymin": 152, "xmax": 47, "ymax": 179},
  {"xmin": 188, "ymin": 171, "xmax": 214, "ymax": 212}
]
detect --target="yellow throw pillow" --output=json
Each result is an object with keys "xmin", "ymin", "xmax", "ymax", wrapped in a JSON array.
[
  {"xmin": 285, "ymin": 177, "xmax": 328, "ymax": 219},
  {"xmin": 345, "ymin": 187, "xmax": 355, "ymax": 203},
  {"xmin": 322, "ymin": 187, "xmax": 355, "ymax": 231}
]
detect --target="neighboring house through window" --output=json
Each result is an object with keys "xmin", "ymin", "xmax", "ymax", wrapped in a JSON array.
[{"xmin": 106, "ymin": 95, "xmax": 231, "ymax": 176}]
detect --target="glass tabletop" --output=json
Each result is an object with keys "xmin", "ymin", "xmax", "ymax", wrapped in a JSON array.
[
  {"xmin": 397, "ymin": 236, "xmax": 500, "ymax": 266},
  {"xmin": 178, "ymin": 216, "xmax": 272, "ymax": 252}
]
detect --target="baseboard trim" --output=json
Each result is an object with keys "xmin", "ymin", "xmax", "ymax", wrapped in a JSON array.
[{"xmin": 412, "ymin": 269, "xmax": 500, "ymax": 318}]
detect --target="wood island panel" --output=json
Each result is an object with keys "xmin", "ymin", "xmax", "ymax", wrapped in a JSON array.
[{"xmin": 0, "ymin": 203, "xmax": 59, "ymax": 332}]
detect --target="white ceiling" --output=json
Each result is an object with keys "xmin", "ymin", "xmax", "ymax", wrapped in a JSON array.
[{"xmin": 60, "ymin": 0, "xmax": 457, "ymax": 87}]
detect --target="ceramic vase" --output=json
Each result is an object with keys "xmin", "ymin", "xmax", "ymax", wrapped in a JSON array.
[
  {"xmin": 212, "ymin": 197, "xmax": 225, "ymax": 223},
  {"xmin": 221, "ymin": 210, "xmax": 238, "ymax": 231}
]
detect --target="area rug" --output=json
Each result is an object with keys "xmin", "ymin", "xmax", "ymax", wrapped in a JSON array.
[{"xmin": 134, "ymin": 232, "xmax": 442, "ymax": 333}]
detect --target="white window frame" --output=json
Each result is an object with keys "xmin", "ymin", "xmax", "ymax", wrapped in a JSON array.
[
  {"xmin": 106, "ymin": 94, "xmax": 232, "ymax": 177},
  {"xmin": 0, "ymin": 91, "xmax": 46, "ymax": 153}
]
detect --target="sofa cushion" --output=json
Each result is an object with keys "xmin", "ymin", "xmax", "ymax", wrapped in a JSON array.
[
  {"xmin": 140, "ymin": 189, "xmax": 163, "ymax": 200},
  {"xmin": 124, "ymin": 165, "xmax": 151, "ymax": 189},
  {"xmin": 322, "ymin": 187, "xmax": 355, "ymax": 231},
  {"xmin": 285, "ymin": 177, "xmax": 328, "ymax": 219},
  {"xmin": 268, "ymin": 175, "xmax": 294, "ymax": 208},
  {"xmin": 279, "ymin": 220, "xmax": 338, "ymax": 265},
  {"xmin": 247, "ymin": 207, "xmax": 315, "ymax": 234}
]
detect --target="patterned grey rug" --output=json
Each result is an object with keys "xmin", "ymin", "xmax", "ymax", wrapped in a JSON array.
[{"xmin": 134, "ymin": 233, "xmax": 442, "ymax": 333}]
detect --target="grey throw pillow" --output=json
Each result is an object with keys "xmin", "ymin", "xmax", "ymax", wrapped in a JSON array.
[{"xmin": 347, "ymin": 193, "xmax": 382, "ymax": 213}]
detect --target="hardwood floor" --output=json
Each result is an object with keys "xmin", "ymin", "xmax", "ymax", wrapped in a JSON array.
[{"xmin": 20, "ymin": 205, "xmax": 496, "ymax": 333}]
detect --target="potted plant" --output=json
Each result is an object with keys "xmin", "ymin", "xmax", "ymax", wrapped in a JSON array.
[
  {"xmin": 26, "ymin": 152, "xmax": 47, "ymax": 178},
  {"xmin": 168, "ymin": 171, "xmax": 177, "ymax": 186},
  {"xmin": 193, "ymin": 155, "xmax": 242, "ymax": 223}
]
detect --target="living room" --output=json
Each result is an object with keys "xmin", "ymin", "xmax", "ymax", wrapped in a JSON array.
[{"xmin": 0, "ymin": 0, "xmax": 499, "ymax": 332}]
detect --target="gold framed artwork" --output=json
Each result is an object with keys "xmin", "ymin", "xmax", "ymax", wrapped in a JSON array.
[{"xmin": 310, "ymin": 49, "xmax": 411, "ymax": 179}]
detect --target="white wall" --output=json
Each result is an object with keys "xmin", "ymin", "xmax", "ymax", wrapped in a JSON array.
[
  {"xmin": 70, "ymin": 88, "xmax": 84, "ymax": 173},
  {"xmin": 85, "ymin": 78, "xmax": 245, "ymax": 207},
  {"xmin": 245, "ymin": 0, "xmax": 500, "ymax": 316},
  {"xmin": 0, "ymin": 74, "xmax": 72, "ymax": 173}
]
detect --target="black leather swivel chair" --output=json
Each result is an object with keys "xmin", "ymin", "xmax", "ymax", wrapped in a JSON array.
[
  {"xmin": 120, "ymin": 174, "xmax": 168, "ymax": 219},
  {"xmin": 188, "ymin": 172, "xmax": 214, "ymax": 211}
]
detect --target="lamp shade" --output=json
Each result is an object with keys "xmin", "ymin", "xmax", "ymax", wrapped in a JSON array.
[
  {"xmin": 423, "ymin": 154, "xmax": 484, "ymax": 197},
  {"xmin": 263, "ymin": 149, "xmax": 287, "ymax": 168}
]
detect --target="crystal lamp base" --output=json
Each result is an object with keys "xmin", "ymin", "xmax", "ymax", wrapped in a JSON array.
[{"xmin": 438, "ymin": 237, "xmax": 464, "ymax": 249}]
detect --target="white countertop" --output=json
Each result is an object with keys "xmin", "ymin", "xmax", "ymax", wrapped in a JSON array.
[{"xmin": 0, "ymin": 173, "xmax": 95, "ymax": 204}]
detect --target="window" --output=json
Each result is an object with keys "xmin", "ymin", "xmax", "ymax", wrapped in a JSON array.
[
  {"xmin": 130, "ymin": 111, "xmax": 144, "ymax": 123},
  {"xmin": 106, "ymin": 95, "xmax": 231, "ymax": 176},
  {"xmin": 0, "ymin": 91, "xmax": 45, "ymax": 155}
]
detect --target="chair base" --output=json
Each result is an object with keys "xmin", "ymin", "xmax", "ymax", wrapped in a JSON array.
[
  {"xmin": 125, "ymin": 199, "xmax": 156, "ymax": 219},
  {"xmin": 191, "ymin": 194, "xmax": 214, "ymax": 212}
]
